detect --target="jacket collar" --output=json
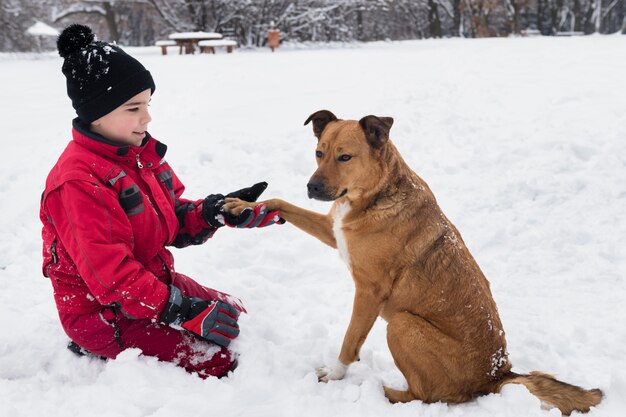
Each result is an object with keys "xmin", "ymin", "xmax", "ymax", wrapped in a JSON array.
[{"xmin": 72, "ymin": 118, "xmax": 167, "ymax": 165}]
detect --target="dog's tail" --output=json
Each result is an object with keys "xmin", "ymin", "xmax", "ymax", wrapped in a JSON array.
[{"xmin": 494, "ymin": 371, "xmax": 602, "ymax": 415}]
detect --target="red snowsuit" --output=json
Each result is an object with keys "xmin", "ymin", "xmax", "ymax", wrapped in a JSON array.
[{"xmin": 40, "ymin": 120, "xmax": 241, "ymax": 377}]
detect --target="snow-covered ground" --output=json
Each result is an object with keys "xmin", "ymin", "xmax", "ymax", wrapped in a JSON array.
[{"xmin": 1, "ymin": 36, "xmax": 625, "ymax": 416}]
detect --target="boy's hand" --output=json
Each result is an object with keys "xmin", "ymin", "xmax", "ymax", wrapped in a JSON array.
[
  {"xmin": 202, "ymin": 182, "xmax": 282, "ymax": 228},
  {"xmin": 160, "ymin": 285, "xmax": 240, "ymax": 348},
  {"xmin": 225, "ymin": 181, "xmax": 268, "ymax": 202}
]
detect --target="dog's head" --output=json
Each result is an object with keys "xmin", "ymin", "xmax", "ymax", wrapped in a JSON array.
[{"xmin": 303, "ymin": 110, "xmax": 394, "ymax": 201}]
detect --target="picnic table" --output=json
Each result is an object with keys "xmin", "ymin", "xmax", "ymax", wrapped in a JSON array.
[
  {"xmin": 168, "ymin": 32, "xmax": 223, "ymax": 54},
  {"xmin": 198, "ymin": 39, "xmax": 238, "ymax": 54}
]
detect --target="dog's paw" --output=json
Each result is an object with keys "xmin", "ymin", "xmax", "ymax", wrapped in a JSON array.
[
  {"xmin": 223, "ymin": 198, "xmax": 258, "ymax": 216},
  {"xmin": 316, "ymin": 362, "xmax": 347, "ymax": 382}
]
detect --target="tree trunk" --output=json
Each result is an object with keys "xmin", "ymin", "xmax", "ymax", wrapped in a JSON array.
[
  {"xmin": 594, "ymin": 0, "xmax": 602, "ymax": 33},
  {"xmin": 428, "ymin": 0, "xmax": 442, "ymax": 38},
  {"xmin": 512, "ymin": 1, "xmax": 520, "ymax": 35},
  {"xmin": 453, "ymin": 0, "xmax": 461, "ymax": 36},
  {"xmin": 505, "ymin": 0, "xmax": 521, "ymax": 35},
  {"xmin": 103, "ymin": 2, "xmax": 120, "ymax": 43},
  {"xmin": 356, "ymin": 9, "xmax": 364, "ymax": 41},
  {"xmin": 585, "ymin": 2, "xmax": 596, "ymax": 33},
  {"xmin": 537, "ymin": 0, "xmax": 545, "ymax": 34},
  {"xmin": 574, "ymin": 0, "xmax": 582, "ymax": 32},
  {"xmin": 549, "ymin": 0, "xmax": 562, "ymax": 34}
]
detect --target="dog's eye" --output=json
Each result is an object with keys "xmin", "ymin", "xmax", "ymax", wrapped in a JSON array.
[
  {"xmin": 316, "ymin": 151, "xmax": 324, "ymax": 158},
  {"xmin": 338, "ymin": 154, "xmax": 352, "ymax": 162}
]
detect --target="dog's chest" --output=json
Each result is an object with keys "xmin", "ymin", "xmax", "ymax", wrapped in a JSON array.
[{"xmin": 332, "ymin": 202, "xmax": 352, "ymax": 270}]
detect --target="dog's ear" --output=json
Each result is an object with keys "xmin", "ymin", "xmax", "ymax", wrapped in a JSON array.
[
  {"xmin": 359, "ymin": 115, "xmax": 394, "ymax": 149},
  {"xmin": 304, "ymin": 110, "xmax": 338, "ymax": 139}
]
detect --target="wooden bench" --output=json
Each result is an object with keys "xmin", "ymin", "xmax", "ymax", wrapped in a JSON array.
[
  {"xmin": 155, "ymin": 40, "xmax": 178, "ymax": 55},
  {"xmin": 198, "ymin": 39, "xmax": 238, "ymax": 54}
]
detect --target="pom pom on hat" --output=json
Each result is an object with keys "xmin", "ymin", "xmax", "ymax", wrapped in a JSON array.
[
  {"xmin": 57, "ymin": 24, "xmax": 95, "ymax": 58},
  {"xmin": 57, "ymin": 24, "xmax": 155, "ymax": 124}
]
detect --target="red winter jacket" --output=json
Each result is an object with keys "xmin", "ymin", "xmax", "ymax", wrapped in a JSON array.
[{"xmin": 40, "ymin": 120, "xmax": 217, "ymax": 320}]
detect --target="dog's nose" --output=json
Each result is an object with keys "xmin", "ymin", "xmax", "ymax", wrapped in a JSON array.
[
  {"xmin": 307, "ymin": 181, "xmax": 323, "ymax": 194},
  {"xmin": 307, "ymin": 180, "xmax": 331, "ymax": 200}
]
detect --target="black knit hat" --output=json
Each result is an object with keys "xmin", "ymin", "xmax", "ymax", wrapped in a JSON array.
[{"xmin": 57, "ymin": 24, "xmax": 155, "ymax": 123}]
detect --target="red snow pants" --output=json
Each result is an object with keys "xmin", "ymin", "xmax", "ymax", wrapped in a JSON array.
[{"xmin": 58, "ymin": 273, "xmax": 238, "ymax": 378}]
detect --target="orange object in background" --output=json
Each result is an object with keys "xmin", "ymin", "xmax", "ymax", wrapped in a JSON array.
[{"xmin": 267, "ymin": 22, "xmax": 281, "ymax": 52}]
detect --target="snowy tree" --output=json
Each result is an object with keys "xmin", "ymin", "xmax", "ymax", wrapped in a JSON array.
[
  {"xmin": 0, "ymin": 0, "xmax": 624, "ymax": 52},
  {"xmin": 460, "ymin": 0, "xmax": 511, "ymax": 37},
  {"xmin": 501, "ymin": 0, "xmax": 533, "ymax": 34},
  {"xmin": 52, "ymin": 0, "xmax": 166, "ymax": 45},
  {"xmin": 53, "ymin": 1, "xmax": 120, "ymax": 41},
  {"xmin": 0, "ymin": 0, "xmax": 55, "ymax": 51}
]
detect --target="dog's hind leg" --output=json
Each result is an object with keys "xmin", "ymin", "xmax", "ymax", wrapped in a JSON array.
[
  {"xmin": 384, "ymin": 312, "xmax": 472, "ymax": 405},
  {"xmin": 383, "ymin": 387, "xmax": 417, "ymax": 403}
]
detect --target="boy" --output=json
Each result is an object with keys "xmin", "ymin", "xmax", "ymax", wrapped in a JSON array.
[{"xmin": 40, "ymin": 24, "xmax": 280, "ymax": 378}]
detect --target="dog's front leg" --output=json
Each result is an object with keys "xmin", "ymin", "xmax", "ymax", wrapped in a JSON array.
[
  {"xmin": 267, "ymin": 199, "xmax": 336, "ymax": 248},
  {"xmin": 317, "ymin": 286, "xmax": 381, "ymax": 382},
  {"xmin": 224, "ymin": 198, "xmax": 337, "ymax": 248}
]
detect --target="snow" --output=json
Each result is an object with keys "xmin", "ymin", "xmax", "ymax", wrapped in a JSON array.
[
  {"xmin": 1, "ymin": 36, "xmax": 625, "ymax": 416},
  {"xmin": 26, "ymin": 21, "xmax": 60, "ymax": 37},
  {"xmin": 168, "ymin": 32, "xmax": 222, "ymax": 40}
]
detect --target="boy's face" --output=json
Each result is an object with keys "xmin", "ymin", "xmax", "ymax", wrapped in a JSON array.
[{"xmin": 90, "ymin": 89, "xmax": 152, "ymax": 147}]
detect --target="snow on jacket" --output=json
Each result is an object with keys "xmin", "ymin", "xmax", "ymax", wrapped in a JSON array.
[{"xmin": 40, "ymin": 119, "xmax": 217, "ymax": 320}]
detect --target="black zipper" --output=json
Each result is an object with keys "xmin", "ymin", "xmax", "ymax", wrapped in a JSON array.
[{"xmin": 45, "ymin": 239, "xmax": 58, "ymax": 278}]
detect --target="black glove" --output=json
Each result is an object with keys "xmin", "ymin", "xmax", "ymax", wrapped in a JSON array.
[
  {"xmin": 202, "ymin": 182, "xmax": 270, "ymax": 228},
  {"xmin": 160, "ymin": 285, "xmax": 240, "ymax": 348},
  {"xmin": 225, "ymin": 181, "xmax": 268, "ymax": 201}
]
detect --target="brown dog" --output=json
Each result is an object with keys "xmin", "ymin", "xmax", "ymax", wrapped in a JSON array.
[{"xmin": 224, "ymin": 110, "xmax": 602, "ymax": 414}]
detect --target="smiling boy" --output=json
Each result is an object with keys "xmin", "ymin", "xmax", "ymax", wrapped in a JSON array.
[
  {"xmin": 90, "ymin": 89, "xmax": 152, "ymax": 146},
  {"xmin": 40, "ymin": 24, "xmax": 280, "ymax": 377}
]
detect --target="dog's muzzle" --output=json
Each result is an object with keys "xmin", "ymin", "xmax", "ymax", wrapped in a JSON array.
[{"xmin": 307, "ymin": 180, "xmax": 335, "ymax": 201}]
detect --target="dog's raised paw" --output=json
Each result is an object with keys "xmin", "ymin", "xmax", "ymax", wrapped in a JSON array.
[
  {"xmin": 223, "ymin": 198, "xmax": 257, "ymax": 216},
  {"xmin": 316, "ymin": 362, "xmax": 347, "ymax": 382}
]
